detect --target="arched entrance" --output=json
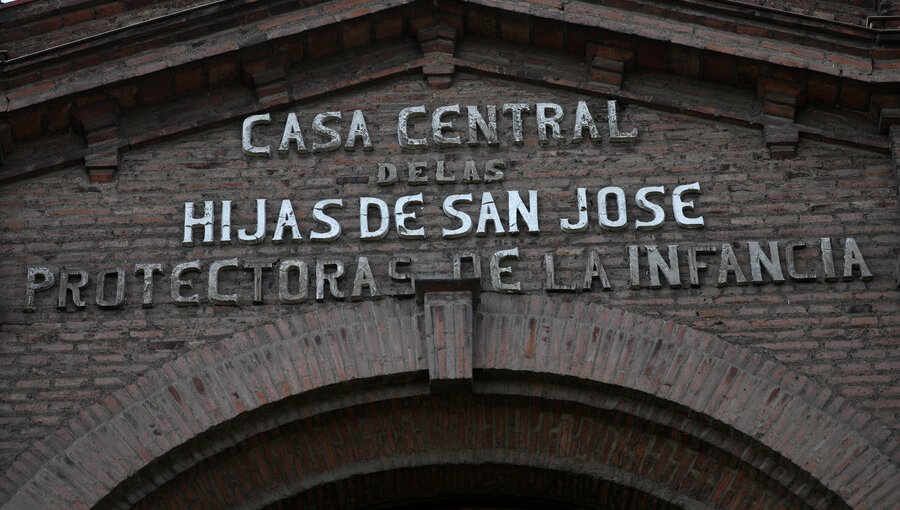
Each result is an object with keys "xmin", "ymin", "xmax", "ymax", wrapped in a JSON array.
[
  {"xmin": 3, "ymin": 293, "xmax": 897, "ymax": 509},
  {"xmin": 112, "ymin": 388, "xmax": 841, "ymax": 510}
]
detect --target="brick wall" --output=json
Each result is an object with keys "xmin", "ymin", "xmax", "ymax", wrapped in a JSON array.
[
  {"xmin": 1, "ymin": 71, "xmax": 897, "ymax": 473},
  {"xmin": 1, "ymin": 0, "xmax": 899, "ymax": 507}
]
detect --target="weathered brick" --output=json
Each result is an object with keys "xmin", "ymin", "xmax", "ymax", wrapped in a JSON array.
[{"xmin": 0, "ymin": 3, "xmax": 898, "ymax": 510}]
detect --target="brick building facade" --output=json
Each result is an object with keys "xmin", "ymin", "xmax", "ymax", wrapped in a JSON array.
[{"xmin": 1, "ymin": 0, "xmax": 899, "ymax": 508}]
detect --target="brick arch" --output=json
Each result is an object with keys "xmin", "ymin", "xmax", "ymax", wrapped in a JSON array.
[
  {"xmin": 126, "ymin": 394, "xmax": 820, "ymax": 510},
  {"xmin": 1, "ymin": 294, "xmax": 897, "ymax": 509}
]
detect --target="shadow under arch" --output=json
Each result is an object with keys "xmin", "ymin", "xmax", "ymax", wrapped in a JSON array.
[
  {"xmin": 1, "ymin": 294, "xmax": 897, "ymax": 509},
  {"xmin": 266, "ymin": 463, "xmax": 687, "ymax": 510}
]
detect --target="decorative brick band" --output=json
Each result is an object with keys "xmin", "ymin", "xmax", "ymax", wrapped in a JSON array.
[{"xmin": 1, "ymin": 295, "xmax": 897, "ymax": 509}]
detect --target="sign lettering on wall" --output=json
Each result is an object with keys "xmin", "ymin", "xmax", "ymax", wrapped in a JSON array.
[{"xmin": 22, "ymin": 100, "xmax": 874, "ymax": 312}]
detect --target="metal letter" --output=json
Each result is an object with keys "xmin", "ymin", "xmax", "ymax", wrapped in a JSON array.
[
  {"xmin": 687, "ymin": 245, "xmax": 716, "ymax": 287},
  {"xmin": 435, "ymin": 160, "xmax": 455, "ymax": 183},
  {"xmin": 171, "ymin": 260, "xmax": 201, "ymax": 306},
  {"xmin": 628, "ymin": 245, "xmax": 641, "ymax": 289},
  {"xmin": 582, "ymin": 249, "xmax": 611, "ymax": 291},
  {"xmin": 442, "ymin": 194, "xmax": 474, "ymax": 239},
  {"xmin": 395, "ymin": 193, "xmax": 426, "ymax": 239},
  {"xmin": 484, "ymin": 159, "xmax": 505, "ymax": 183},
  {"xmin": 398, "ymin": 105, "xmax": 428, "ymax": 149},
  {"xmin": 389, "ymin": 256, "xmax": 412, "ymax": 280},
  {"xmin": 717, "ymin": 244, "xmax": 747, "ymax": 286},
  {"xmin": 785, "ymin": 242, "xmax": 817, "ymax": 282},
  {"xmin": 672, "ymin": 182, "xmax": 704, "ymax": 228},
  {"xmin": 351, "ymin": 256, "xmax": 380, "ymax": 300},
  {"xmin": 842, "ymin": 238, "xmax": 873, "ymax": 281},
  {"xmin": 389, "ymin": 256, "xmax": 414, "ymax": 296},
  {"xmin": 344, "ymin": 109, "xmax": 373, "ymax": 151},
  {"xmin": 220, "ymin": 200, "xmax": 232, "ymax": 242},
  {"xmin": 507, "ymin": 190, "xmax": 539, "ymax": 234},
  {"xmin": 24, "ymin": 267, "xmax": 55, "ymax": 313},
  {"xmin": 535, "ymin": 102, "xmax": 563, "ymax": 144},
  {"xmin": 407, "ymin": 161, "xmax": 429, "ymax": 185},
  {"xmin": 597, "ymin": 187, "xmax": 627, "ymax": 230},
  {"xmin": 635, "ymin": 185, "xmax": 665, "ymax": 230},
  {"xmin": 242, "ymin": 113, "xmax": 272, "ymax": 157},
  {"xmin": 377, "ymin": 163, "xmax": 398, "ymax": 185},
  {"xmin": 476, "ymin": 192, "xmax": 505, "ymax": 235},
  {"xmin": 311, "ymin": 111, "xmax": 342, "ymax": 152},
  {"xmin": 820, "ymin": 237, "xmax": 837, "ymax": 281},
  {"xmin": 244, "ymin": 259, "xmax": 274, "ymax": 304},
  {"xmin": 310, "ymin": 198, "xmax": 342, "ymax": 242},
  {"xmin": 278, "ymin": 259, "xmax": 308, "ymax": 304},
  {"xmin": 572, "ymin": 101, "xmax": 600, "ymax": 142},
  {"xmin": 462, "ymin": 160, "xmax": 481, "ymax": 182},
  {"xmin": 452, "ymin": 252, "xmax": 481, "ymax": 279},
  {"xmin": 432, "ymin": 104, "xmax": 462, "ymax": 147},
  {"xmin": 544, "ymin": 251, "xmax": 575, "ymax": 292},
  {"xmin": 315, "ymin": 259, "xmax": 345, "ymax": 301},
  {"xmin": 134, "ymin": 263, "xmax": 162, "ymax": 308},
  {"xmin": 238, "ymin": 199, "xmax": 266, "ymax": 244},
  {"xmin": 561, "ymin": 188, "xmax": 589, "ymax": 233},
  {"xmin": 646, "ymin": 245, "xmax": 681, "ymax": 289},
  {"xmin": 183, "ymin": 201, "xmax": 215, "ymax": 246},
  {"xmin": 278, "ymin": 112, "xmax": 308, "ymax": 153},
  {"xmin": 490, "ymin": 248, "xmax": 521, "ymax": 293},
  {"xmin": 748, "ymin": 241, "xmax": 785, "ymax": 284},
  {"xmin": 57, "ymin": 268, "xmax": 88, "ymax": 310},
  {"xmin": 501, "ymin": 103, "xmax": 530, "ymax": 145},
  {"xmin": 360, "ymin": 197, "xmax": 390, "ymax": 240},
  {"xmin": 95, "ymin": 268, "xmax": 126, "ymax": 309},
  {"xmin": 272, "ymin": 199, "xmax": 301, "ymax": 243},
  {"xmin": 467, "ymin": 105, "xmax": 499, "ymax": 146},
  {"xmin": 208, "ymin": 258, "xmax": 239, "ymax": 305},
  {"xmin": 607, "ymin": 100, "xmax": 637, "ymax": 142}
]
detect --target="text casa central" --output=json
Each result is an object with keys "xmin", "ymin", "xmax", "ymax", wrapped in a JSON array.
[{"xmin": 241, "ymin": 100, "xmax": 638, "ymax": 155}]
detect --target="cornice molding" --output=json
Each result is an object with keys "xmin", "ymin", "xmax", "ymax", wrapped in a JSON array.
[
  {"xmin": 0, "ymin": 36, "xmax": 887, "ymax": 185},
  {"xmin": 0, "ymin": 0, "xmax": 897, "ymax": 182},
  {"xmin": 2, "ymin": 0, "xmax": 898, "ymax": 112}
]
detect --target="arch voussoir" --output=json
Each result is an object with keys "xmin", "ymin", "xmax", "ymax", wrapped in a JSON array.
[{"xmin": 2, "ymin": 295, "xmax": 898, "ymax": 509}]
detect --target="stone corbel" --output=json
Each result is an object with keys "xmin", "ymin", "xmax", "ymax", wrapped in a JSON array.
[
  {"xmin": 415, "ymin": 278, "xmax": 479, "ymax": 393},
  {"xmin": 586, "ymin": 43, "xmax": 635, "ymax": 90},
  {"xmin": 880, "ymin": 108, "xmax": 900, "ymax": 194},
  {"xmin": 71, "ymin": 101, "xmax": 120, "ymax": 183},
  {"xmin": 416, "ymin": 24, "xmax": 457, "ymax": 89},
  {"xmin": 242, "ymin": 55, "xmax": 289, "ymax": 108},
  {"xmin": 758, "ymin": 78, "xmax": 805, "ymax": 159}
]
